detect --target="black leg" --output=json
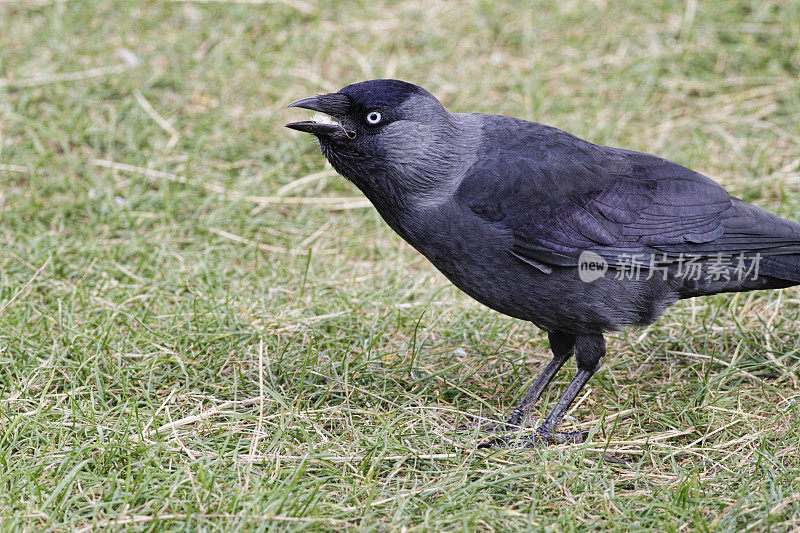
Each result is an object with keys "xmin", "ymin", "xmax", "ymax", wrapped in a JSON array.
[
  {"xmin": 460, "ymin": 331, "xmax": 574, "ymax": 433},
  {"xmin": 483, "ymin": 333, "xmax": 606, "ymax": 448},
  {"xmin": 501, "ymin": 331, "xmax": 576, "ymax": 430}
]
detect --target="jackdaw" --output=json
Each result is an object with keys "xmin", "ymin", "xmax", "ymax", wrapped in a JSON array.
[{"xmin": 286, "ymin": 79, "xmax": 800, "ymax": 447}]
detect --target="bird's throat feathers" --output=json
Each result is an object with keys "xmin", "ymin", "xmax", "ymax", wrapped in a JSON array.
[{"xmin": 320, "ymin": 113, "xmax": 481, "ymax": 216}]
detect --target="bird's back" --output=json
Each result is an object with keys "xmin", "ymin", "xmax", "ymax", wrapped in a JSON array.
[{"xmin": 417, "ymin": 113, "xmax": 800, "ymax": 332}]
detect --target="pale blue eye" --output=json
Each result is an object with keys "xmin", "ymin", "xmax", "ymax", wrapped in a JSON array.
[{"xmin": 366, "ymin": 111, "xmax": 382, "ymax": 124}]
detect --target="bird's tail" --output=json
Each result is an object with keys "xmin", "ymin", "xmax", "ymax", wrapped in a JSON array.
[{"xmin": 758, "ymin": 254, "xmax": 800, "ymax": 284}]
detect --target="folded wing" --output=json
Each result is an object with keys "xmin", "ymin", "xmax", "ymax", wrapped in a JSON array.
[{"xmin": 458, "ymin": 123, "xmax": 800, "ymax": 279}]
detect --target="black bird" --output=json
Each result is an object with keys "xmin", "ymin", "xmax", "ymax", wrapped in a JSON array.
[{"xmin": 286, "ymin": 79, "xmax": 800, "ymax": 447}]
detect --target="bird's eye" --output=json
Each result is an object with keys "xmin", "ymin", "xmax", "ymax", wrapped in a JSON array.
[{"xmin": 366, "ymin": 111, "xmax": 382, "ymax": 125}]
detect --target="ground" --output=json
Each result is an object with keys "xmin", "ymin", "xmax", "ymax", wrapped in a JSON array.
[{"xmin": 1, "ymin": 0, "xmax": 799, "ymax": 531}]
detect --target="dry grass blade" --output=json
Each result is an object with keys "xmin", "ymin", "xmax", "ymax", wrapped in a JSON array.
[
  {"xmin": 73, "ymin": 513, "xmax": 352, "ymax": 532},
  {"xmin": 92, "ymin": 159, "xmax": 370, "ymax": 208},
  {"xmin": 130, "ymin": 397, "xmax": 261, "ymax": 442},
  {"xmin": 0, "ymin": 163, "xmax": 28, "ymax": 173},
  {"xmin": 0, "ymin": 64, "xmax": 130, "ymax": 88},
  {"xmin": 274, "ymin": 169, "xmax": 335, "ymax": 196},
  {"xmin": 0, "ymin": 257, "xmax": 50, "ymax": 314},
  {"xmin": 209, "ymin": 226, "xmax": 296, "ymax": 254},
  {"xmin": 169, "ymin": 0, "xmax": 315, "ymax": 15},
  {"xmin": 133, "ymin": 89, "xmax": 180, "ymax": 151}
]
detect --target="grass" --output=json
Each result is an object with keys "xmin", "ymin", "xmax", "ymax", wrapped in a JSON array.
[{"xmin": 1, "ymin": 0, "xmax": 799, "ymax": 530}]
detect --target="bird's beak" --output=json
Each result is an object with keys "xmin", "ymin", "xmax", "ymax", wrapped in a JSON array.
[
  {"xmin": 285, "ymin": 93, "xmax": 352, "ymax": 137},
  {"xmin": 286, "ymin": 96, "xmax": 325, "ymax": 112}
]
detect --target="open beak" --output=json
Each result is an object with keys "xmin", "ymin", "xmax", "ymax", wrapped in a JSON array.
[{"xmin": 285, "ymin": 93, "xmax": 352, "ymax": 136}]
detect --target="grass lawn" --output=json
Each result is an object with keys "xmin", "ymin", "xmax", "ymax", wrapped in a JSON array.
[{"xmin": 1, "ymin": 0, "xmax": 800, "ymax": 530}]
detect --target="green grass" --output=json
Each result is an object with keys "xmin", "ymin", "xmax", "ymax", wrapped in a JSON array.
[{"xmin": 1, "ymin": 0, "xmax": 800, "ymax": 530}]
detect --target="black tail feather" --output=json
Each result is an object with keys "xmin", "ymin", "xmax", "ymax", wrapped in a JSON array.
[{"xmin": 759, "ymin": 254, "xmax": 800, "ymax": 284}]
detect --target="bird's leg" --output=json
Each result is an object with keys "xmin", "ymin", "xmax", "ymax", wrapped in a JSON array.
[
  {"xmin": 461, "ymin": 332, "xmax": 574, "ymax": 433},
  {"xmin": 499, "ymin": 332, "xmax": 576, "ymax": 431},
  {"xmin": 482, "ymin": 334, "xmax": 605, "ymax": 448}
]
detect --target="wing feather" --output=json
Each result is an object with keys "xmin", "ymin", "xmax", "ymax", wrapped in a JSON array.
[{"xmin": 458, "ymin": 119, "xmax": 800, "ymax": 270}]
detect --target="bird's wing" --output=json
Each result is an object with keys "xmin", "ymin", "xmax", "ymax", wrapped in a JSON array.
[{"xmin": 457, "ymin": 122, "xmax": 800, "ymax": 269}]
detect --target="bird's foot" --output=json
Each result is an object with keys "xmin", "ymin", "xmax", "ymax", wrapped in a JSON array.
[{"xmin": 477, "ymin": 428, "xmax": 589, "ymax": 449}]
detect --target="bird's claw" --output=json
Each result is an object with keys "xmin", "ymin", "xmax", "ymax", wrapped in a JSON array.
[{"xmin": 477, "ymin": 429, "xmax": 589, "ymax": 449}]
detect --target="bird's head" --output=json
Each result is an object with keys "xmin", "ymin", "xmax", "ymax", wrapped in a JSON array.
[{"xmin": 286, "ymin": 79, "xmax": 473, "ymax": 205}]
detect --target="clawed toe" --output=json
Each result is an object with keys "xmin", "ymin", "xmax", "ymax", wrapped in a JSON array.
[
  {"xmin": 544, "ymin": 429, "xmax": 589, "ymax": 445},
  {"xmin": 478, "ymin": 429, "xmax": 589, "ymax": 449}
]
